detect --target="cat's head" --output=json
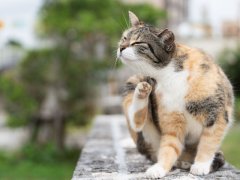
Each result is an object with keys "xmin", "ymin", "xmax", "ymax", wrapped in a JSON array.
[{"xmin": 117, "ymin": 11, "xmax": 176, "ymax": 75}]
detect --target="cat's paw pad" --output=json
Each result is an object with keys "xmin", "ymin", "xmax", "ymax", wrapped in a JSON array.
[
  {"xmin": 145, "ymin": 163, "xmax": 167, "ymax": 178},
  {"xmin": 136, "ymin": 82, "xmax": 152, "ymax": 99},
  {"xmin": 190, "ymin": 161, "xmax": 211, "ymax": 175}
]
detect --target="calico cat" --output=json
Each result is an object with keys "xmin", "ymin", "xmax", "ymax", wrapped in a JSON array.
[{"xmin": 119, "ymin": 12, "xmax": 233, "ymax": 178}]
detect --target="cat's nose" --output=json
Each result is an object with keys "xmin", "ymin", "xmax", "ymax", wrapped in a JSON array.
[{"xmin": 120, "ymin": 45, "xmax": 126, "ymax": 52}]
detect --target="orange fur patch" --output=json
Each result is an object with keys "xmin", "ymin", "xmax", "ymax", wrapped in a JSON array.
[
  {"xmin": 122, "ymin": 93, "xmax": 138, "ymax": 143},
  {"xmin": 195, "ymin": 115, "xmax": 227, "ymax": 162},
  {"xmin": 162, "ymin": 143, "xmax": 181, "ymax": 156},
  {"xmin": 134, "ymin": 107, "xmax": 148, "ymax": 129}
]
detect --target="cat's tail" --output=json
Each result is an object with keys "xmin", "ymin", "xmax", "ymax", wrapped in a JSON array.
[{"xmin": 211, "ymin": 151, "xmax": 225, "ymax": 172}]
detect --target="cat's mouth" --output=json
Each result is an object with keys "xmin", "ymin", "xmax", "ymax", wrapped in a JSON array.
[{"xmin": 117, "ymin": 47, "xmax": 137, "ymax": 63}]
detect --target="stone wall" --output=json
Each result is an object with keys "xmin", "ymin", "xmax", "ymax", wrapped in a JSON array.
[{"xmin": 72, "ymin": 115, "xmax": 240, "ymax": 180}]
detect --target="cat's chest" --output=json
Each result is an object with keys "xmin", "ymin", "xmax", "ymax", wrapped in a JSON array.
[{"xmin": 155, "ymin": 66, "xmax": 189, "ymax": 112}]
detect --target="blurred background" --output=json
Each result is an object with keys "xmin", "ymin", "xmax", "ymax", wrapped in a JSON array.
[{"xmin": 0, "ymin": 0, "xmax": 239, "ymax": 179}]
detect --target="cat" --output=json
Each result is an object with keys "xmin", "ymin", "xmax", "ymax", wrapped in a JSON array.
[{"xmin": 118, "ymin": 11, "xmax": 234, "ymax": 178}]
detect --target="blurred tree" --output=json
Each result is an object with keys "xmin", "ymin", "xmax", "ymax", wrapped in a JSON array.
[
  {"xmin": 0, "ymin": 75, "xmax": 37, "ymax": 127},
  {"xmin": 1, "ymin": 0, "xmax": 166, "ymax": 150},
  {"xmin": 6, "ymin": 39, "xmax": 23, "ymax": 48},
  {"xmin": 219, "ymin": 46, "xmax": 240, "ymax": 122},
  {"xmin": 219, "ymin": 47, "xmax": 240, "ymax": 96}
]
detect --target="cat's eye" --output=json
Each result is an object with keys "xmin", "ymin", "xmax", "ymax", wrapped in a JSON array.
[
  {"xmin": 123, "ymin": 37, "xmax": 127, "ymax": 41},
  {"xmin": 131, "ymin": 41, "xmax": 147, "ymax": 47}
]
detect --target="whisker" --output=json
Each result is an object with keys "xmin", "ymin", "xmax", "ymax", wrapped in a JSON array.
[
  {"xmin": 111, "ymin": 49, "xmax": 118, "ymax": 59},
  {"xmin": 110, "ymin": 16, "xmax": 124, "ymax": 32},
  {"xmin": 111, "ymin": 57, "xmax": 119, "ymax": 70},
  {"xmin": 122, "ymin": 11, "xmax": 129, "ymax": 29}
]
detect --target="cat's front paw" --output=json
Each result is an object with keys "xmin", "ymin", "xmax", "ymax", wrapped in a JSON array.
[
  {"xmin": 136, "ymin": 82, "xmax": 152, "ymax": 99},
  {"xmin": 190, "ymin": 161, "xmax": 211, "ymax": 175},
  {"xmin": 145, "ymin": 163, "xmax": 167, "ymax": 178}
]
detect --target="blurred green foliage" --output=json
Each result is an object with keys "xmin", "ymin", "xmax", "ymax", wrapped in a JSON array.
[
  {"xmin": 235, "ymin": 97, "xmax": 240, "ymax": 122},
  {"xmin": 0, "ymin": 143, "xmax": 79, "ymax": 180},
  {"xmin": 19, "ymin": 143, "xmax": 79, "ymax": 163},
  {"xmin": 0, "ymin": 0, "xmax": 166, "ymax": 151},
  {"xmin": 219, "ymin": 46, "xmax": 240, "ymax": 121},
  {"xmin": 1, "ymin": 0, "xmax": 166, "ymax": 128},
  {"xmin": 219, "ymin": 46, "xmax": 240, "ymax": 96},
  {"xmin": 0, "ymin": 75, "xmax": 37, "ymax": 127},
  {"xmin": 20, "ymin": 49, "xmax": 110, "ymax": 126},
  {"xmin": 39, "ymin": 0, "xmax": 166, "ymax": 39},
  {"xmin": 222, "ymin": 123, "xmax": 240, "ymax": 168}
]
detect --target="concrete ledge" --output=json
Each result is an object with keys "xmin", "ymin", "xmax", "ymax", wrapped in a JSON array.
[{"xmin": 72, "ymin": 115, "xmax": 240, "ymax": 180}]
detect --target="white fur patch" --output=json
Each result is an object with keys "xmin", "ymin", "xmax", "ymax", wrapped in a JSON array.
[
  {"xmin": 120, "ymin": 138, "xmax": 136, "ymax": 148},
  {"xmin": 145, "ymin": 163, "xmax": 167, "ymax": 178},
  {"xmin": 120, "ymin": 47, "xmax": 138, "ymax": 64},
  {"xmin": 185, "ymin": 113, "xmax": 203, "ymax": 145},
  {"xmin": 155, "ymin": 62, "xmax": 189, "ymax": 112},
  {"xmin": 128, "ymin": 96, "xmax": 148, "ymax": 132},
  {"xmin": 142, "ymin": 120, "xmax": 161, "ymax": 160},
  {"xmin": 190, "ymin": 159, "xmax": 213, "ymax": 175}
]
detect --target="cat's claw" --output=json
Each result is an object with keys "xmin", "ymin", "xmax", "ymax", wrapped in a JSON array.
[
  {"xmin": 190, "ymin": 161, "xmax": 211, "ymax": 175},
  {"xmin": 145, "ymin": 163, "xmax": 167, "ymax": 178}
]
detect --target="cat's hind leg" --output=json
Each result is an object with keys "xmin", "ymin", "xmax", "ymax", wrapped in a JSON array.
[
  {"xmin": 190, "ymin": 112, "xmax": 230, "ymax": 175},
  {"xmin": 176, "ymin": 147, "xmax": 224, "ymax": 172},
  {"xmin": 122, "ymin": 76, "xmax": 158, "ymax": 161},
  {"xmin": 122, "ymin": 75, "xmax": 153, "ymax": 134},
  {"xmin": 211, "ymin": 151, "xmax": 225, "ymax": 172},
  {"xmin": 176, "ymin": 144, "xmax": 197, "ymax": 170},
  {"xmin": 127, "ymin": 81, "xmax": 152, "ymax": 132}
]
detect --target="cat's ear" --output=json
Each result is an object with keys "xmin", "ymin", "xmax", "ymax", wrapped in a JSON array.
[
  {"xmin": 158, "ymin": 29, "xmax": 175, "ymax": 52},
  {"xmin": 129, "ymin": 11, "xmax": 140, "ymax": 27}
]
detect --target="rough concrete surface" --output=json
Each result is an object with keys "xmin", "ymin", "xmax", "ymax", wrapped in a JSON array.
[{"xmin": 72, "ymin": 115, "xmax": 240, "ymax": 180}]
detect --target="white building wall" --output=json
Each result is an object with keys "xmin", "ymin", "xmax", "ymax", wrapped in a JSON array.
[{"xmin": 188, "ymin": 0, "xmax": 240, "ymax": 37}]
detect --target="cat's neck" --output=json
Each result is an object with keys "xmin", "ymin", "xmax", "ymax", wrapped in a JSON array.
[
  {"xmin": 172, "ymin": 43, "xmax": 192, "ymax": 58},
  {"xmin": 136, "ymin": 43, "xmax": 192, "ymax": 80},
  {"xmin": 149, "ymin": 43, "xmax": 191, "ymax": 82}
]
